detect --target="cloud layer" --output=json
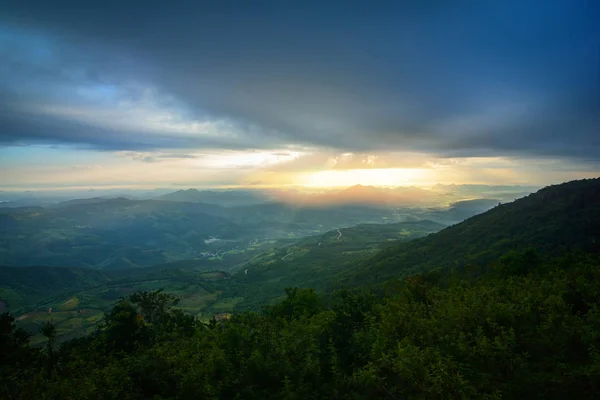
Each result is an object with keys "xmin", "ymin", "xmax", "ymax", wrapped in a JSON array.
[{"xmin": 0, "ymin": 1, "xmax": 599, "ymax": 189}]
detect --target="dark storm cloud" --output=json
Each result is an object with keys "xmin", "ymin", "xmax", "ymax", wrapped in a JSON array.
[{"xmin": 1, "ymin": 1, "xmax": 598, "ymax": 159}]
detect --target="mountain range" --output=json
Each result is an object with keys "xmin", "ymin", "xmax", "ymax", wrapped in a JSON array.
[
  {"xmin": 3, "ymin": 178, "xmax": 597, "ymax": 343},
  {"xmin": 1, "ymin": 188, "xmax": 502, "ymax": 269}
]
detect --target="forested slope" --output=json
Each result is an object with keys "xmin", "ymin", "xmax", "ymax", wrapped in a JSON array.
[{"xmin": 341, "ymin": 178, "xmax": 600, "ymax": 286}]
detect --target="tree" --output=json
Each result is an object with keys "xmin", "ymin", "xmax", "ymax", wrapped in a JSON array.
[
  {"xmin": 104, "ymin": 299, "xmax": 145, "ymax": 352},
  {"xmin": 0, "ymin": 314, "xmax": 37, "ymax": 399},
  {"xmin": 266, "ymin": 288, "xmax": 324, "ymax": 320},
  {"xmin": 129, "ymin": 290, "xmax": 179, "ymax": 325},
  {"xmin": 41, "ymin": 321, "xmax": 57, "ymax": 378},
  {"xmin": 0, "ymin": 312, "xmax": 31, "ymax": 366},
  {"xmin": 128, "ymin": 290, "xmax": 199, "ymax": 341}
]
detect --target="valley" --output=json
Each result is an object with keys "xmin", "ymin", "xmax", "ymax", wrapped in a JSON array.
[
  {"xmin": 4, "ymin": 183, "xmax": 515, "ymax": 342},
  {"xmin": 3, "ymin": 219, "xmax": 446, "ymax": 343},
  {"xmin": 2, "ymin": 178, "xmax": 598, "ymax": 399},
  {"xmin": 2, "ymin": 180, "xmax": 598, "ymax": 345}
]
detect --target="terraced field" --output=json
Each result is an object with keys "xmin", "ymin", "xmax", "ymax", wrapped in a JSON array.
[
  {"xmin": 17, "ymin": 269, "xmax": 233, "ymax": 343},
  {"xmin": 11, "ymin": 220, "xmax": 446, "ymax": 343}
]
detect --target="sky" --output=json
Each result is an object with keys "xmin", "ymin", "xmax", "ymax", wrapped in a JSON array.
[{"xmin": 1, "ymin": 1, "xmax": 599, "ymax": 190}]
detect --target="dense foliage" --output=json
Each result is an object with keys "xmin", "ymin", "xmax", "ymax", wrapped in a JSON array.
[{"xmin": 2, "ymin": 250, "xmax": 599, "ymax": 399}]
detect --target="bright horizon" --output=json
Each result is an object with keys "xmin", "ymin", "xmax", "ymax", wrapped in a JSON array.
[{"xmin": 1, "ymin": 146, "xmax": 598, "ymax": 192}]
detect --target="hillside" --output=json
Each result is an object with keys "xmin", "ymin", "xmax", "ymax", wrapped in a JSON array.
[
  {"xmin": 0, "ymin": 188, "xmax": 505, "ymax": 270},
  {"xmin": 0, "ymin": 266, "xmax": 111, "ymax": 312},
  {"xmin": 4, "ymin": 242, "xmax": 600, "ymax": 398},
  {"xmin": 0, "ymin": 199, "xmax": 243, "ymax": 268},
  {"xmin": 217, "ymin": 220, "xmax": 446, "ymax": 310},
  {"xmin": 51, "ymin": 197, "xmax": 127, "ymax": 208},
  {"xmin": 9, "ymin": 266, "xmax": 233, "ymax": 344},
  {"xmin": 342, "ymin": 178, "xmax": 600, "ymax": 286}
]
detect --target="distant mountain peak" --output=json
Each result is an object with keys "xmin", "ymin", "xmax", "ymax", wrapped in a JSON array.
[
  {"xmin": 341, "ymin": 184, "xmax": 381, "ymax": 193},
  {"xmin": 156, "ymin": 188, "xmax": 266, "ymax": 206},
  {"xmin": 171, "ymin": 188, "xmax": 200, "ymax": 194}
]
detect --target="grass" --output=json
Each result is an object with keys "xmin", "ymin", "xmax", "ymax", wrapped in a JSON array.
[
  {"xmin": 0, "ymin": 287, "xmax": 25, "ymax": 309},
  {"xmin": 60, "ymin": 317, "xmax": 83, "ymax": 329},
  {"xmin": 59, "ymin": 297, "xmax": 80, "ymax": 311},
  {"xmin": 85, "ymin": 312, "xmax": 105, "ymax": 324},
  {"xmin": 15, "ymin": 270, "xmax": 234, "ymax": 342},
  {"xmin": 198, "ymin": 271, "xmax": 227, "ymax": 280},
  {"xmin": 210, "ymin": 297, "xmax": 244, "ymax": 312}
]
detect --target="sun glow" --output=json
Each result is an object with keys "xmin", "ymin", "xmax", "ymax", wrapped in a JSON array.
[
  {"xmin": 301, "ymin": 168, "xmax": 430, "ymax": 187},
  {"xmin": 197, "ymin": 150, "xmax": 302, "ymax": 169}
]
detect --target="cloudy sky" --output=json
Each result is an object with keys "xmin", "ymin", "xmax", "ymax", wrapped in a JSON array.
[{"xmin": 1, "ymin": 1, "xmax": 598, "ymax": 189}]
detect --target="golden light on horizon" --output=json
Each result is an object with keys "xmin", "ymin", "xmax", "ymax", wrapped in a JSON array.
[
  {"xmin": 301, "ymin": 168, "xmax": 431, "ymax": 188},
  {"xmin": 195, "ymin": 150, "xmax": 302, "ymax": 169}
]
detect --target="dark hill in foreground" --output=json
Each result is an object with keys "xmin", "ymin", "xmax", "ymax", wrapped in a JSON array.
[{"xmin": 341, "ymin": 178, "xmax": 600, "ymax": 286}]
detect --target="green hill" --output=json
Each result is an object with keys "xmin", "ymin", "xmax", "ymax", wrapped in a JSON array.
[
  {"xmin": 218, "ymin": 220, "xmax": 446, "ymax": 310},
  {"xmin": 0, "ymin": 266, "xmax": 111, "ymax": 312},
  {"xmin": 0, "ymin": 199, "xmax": 244, "ymax": 268},
  {"xmin": 342, "ymin": 178, "xmax": 600, "ymax": 287}
]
